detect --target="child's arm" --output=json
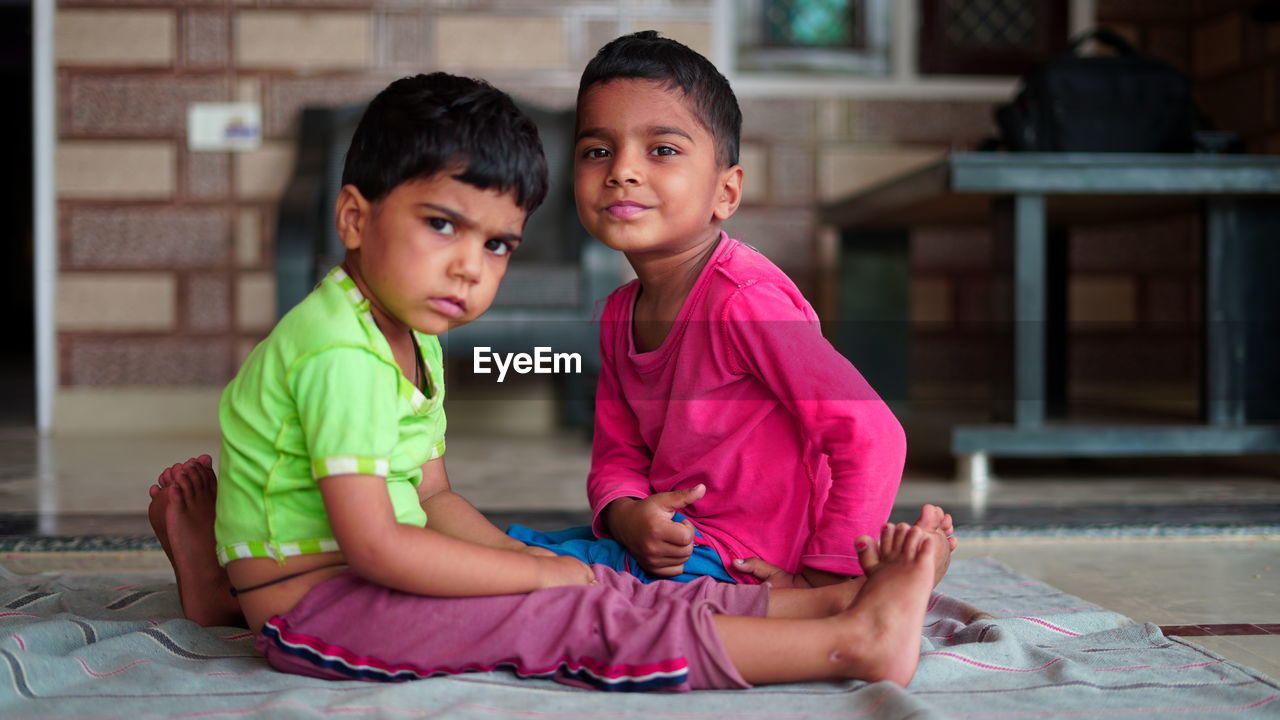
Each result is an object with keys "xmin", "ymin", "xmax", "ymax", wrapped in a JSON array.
[
  {"xmin": 415, "ymin": 458, "xmax": 536, "ymax": 552},
  {"xmin": 725, "ymin": 282, "xmax": 906, "ymax": 580},
  {"xmin": 321, "ymin": 472, "xmax": 595, "ymax": 596}
]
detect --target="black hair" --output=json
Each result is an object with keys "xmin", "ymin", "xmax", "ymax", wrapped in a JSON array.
[
  {"xmin": 342, "ymin": 72, "xmax": 548, "ymax": 213},
  {"xmin": 578, "ymin": 31, "xmax": 741, "ymax": 167}
]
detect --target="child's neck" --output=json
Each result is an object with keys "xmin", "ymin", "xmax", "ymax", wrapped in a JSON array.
[
  {"xmin": 627, "ymin": 228, "xmax": 722, "ymax": 352},
  {"xmin": 342, "ymin": 258, "xmax": 419, "ymax": 382},
  {"xmin": 629, "ymin": 228, "xmax": 723, "ymax": 306}
]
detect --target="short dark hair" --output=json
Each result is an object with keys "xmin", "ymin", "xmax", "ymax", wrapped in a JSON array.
[
  {"xmin": 343, "ymin": 73, "xmax": 548, "ymax": 213},
  {"xmin": 578, "ymin": 31, "xmax": 741, "ymax": 167}
]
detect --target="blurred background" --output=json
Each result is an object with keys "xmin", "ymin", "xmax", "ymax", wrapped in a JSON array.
[{"xmin": 3, "ymin": 0, "xmax": 1278, "ymax": 543}]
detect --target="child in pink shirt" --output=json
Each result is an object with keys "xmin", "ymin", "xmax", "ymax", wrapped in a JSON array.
[{"xmin": 510, "ymin": 31, "xmax": 954, "ymax": 588}]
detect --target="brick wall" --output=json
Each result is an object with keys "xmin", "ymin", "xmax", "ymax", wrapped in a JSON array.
[
  {"xmin": 61, "ymin": 0, "xmax": 1268, "ymax": 429},
  {"xmin": 52, "ymin": 2, "xmax": 710, "ymax": 402},
  {"xmin": 55, "ymin": 0, "xmax": 1001, "ymax": 413}
]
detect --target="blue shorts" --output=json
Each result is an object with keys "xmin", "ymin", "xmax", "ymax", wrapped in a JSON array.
[{"xmin": 507, "ymin": 513, "xmax": 735, "ymax": 584}]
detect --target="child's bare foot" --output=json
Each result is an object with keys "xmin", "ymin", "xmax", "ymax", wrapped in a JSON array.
[
  {"xmin": 831, "ymin": 525, "xmax": 938, "ymax": 686},
  {"xmin": 858, "ymin": 505, "xmax": 956, "ymax": 587},
  {"xmin": 147, "ymin": 457, "xmax": 245, "ymax": 627},
  {"xmin": 915, "ymin": 503, "xmax": 958, "ymax": 552},
  {"xmin": 912, "ymin": 504, "xmax": 955, "ymax": 584}
]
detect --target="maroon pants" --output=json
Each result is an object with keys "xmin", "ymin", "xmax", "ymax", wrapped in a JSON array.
[{"xmin": 257, "ymin": 565, "xmax": 770, "ymax": 691}]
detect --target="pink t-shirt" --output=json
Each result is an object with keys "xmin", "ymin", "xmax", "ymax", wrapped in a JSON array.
[{"xmin": 588, "ymin": 234, "xmax": 906, "ymax": 582}]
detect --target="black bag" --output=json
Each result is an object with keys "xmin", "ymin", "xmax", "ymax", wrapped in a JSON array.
[{"xmin": 995, "ymin": 28, "xmax": 1201, "ymax": 152}]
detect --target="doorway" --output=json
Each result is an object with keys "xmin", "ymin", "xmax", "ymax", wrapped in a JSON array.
[{"xmin": 1, "ymin": 0, "xmax": 34, "ymax": 427}]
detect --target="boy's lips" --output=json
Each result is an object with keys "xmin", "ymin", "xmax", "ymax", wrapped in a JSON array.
[
  {"xmin": 429, "ymin": 296, "xmax": 466, "ymax": 318},
  {"xmin": 606, "ymin": 201, "xmax": 649, "ymax": 218}
]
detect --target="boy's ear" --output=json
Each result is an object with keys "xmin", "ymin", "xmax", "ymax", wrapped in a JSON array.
[
  {"xmin": 712, "ymin": 164, "xmax": 744, "ymax": 222},
  {"xmin": 335, "ymin": 184, "xmax": 372, "ymax": 250}
]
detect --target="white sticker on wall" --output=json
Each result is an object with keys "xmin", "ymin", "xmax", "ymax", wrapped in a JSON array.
[{"xmin": 187, "ymin": 102, "xmax": 263, "ymax": 152}]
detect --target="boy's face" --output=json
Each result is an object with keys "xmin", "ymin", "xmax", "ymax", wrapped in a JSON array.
[
  {"xmin": 336, "ymin": 173, "xmax": 525, "ymax": 336},
  {"xmin": 574, "ymin": 79, "xmax": 742, "ymax": 255}
]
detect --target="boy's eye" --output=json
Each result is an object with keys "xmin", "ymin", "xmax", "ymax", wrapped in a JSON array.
[
  {"xmin": 426, "ymin": 217, "xmax": 456, "ymax": 235},
  {"xmin": 484, "ymin": 238, "xmax": 515, "ymax": 257},
  {"xmin": 582, "ymin": 147, "xmax": 610, "ymax": 159},
  {"xmin": 651, "ymin": 146, "xmax": 678, "ymax": 157}
]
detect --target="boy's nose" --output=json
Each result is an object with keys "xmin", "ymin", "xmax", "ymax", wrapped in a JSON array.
[
  {"xmin": 606, "ymin": 153, "xmax": 641, "ymax": 187},
  {"xmin": 449, "ymin": 239, "xmax": 483, "ymax": 282}
]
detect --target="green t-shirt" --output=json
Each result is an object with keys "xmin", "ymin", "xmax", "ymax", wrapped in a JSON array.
[{"xmin": 214, "ymin": 266, "xmax": 446, "ymax": 566}]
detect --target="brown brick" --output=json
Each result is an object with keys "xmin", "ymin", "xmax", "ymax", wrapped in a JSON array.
[
  {"xmin": 848, "ymin": 100, "xmax": 996, "ymax": 145},
  {"xmin": 265, "ymin": 76, "xmax": 386, "ymax": 137},
  {"xmin": 1097, "ymin": 0, "xmax": 1197, "ymax": 22},
  {"xmin": 1241, "ymin": 12, "xmax": 1273, "ymax": 63},
  {"xmin": 738, "ymin": 143, "xmax": 767, "ymax": 205},
  {"xmin": 186, "ymin": 151, "xmax": 231, "ymax": 200},
  {"xmin": 237, "ymin": 77, "xmax": 262, "ymax": 105},
  {"xmin": 66, "ymin": 74, "xmax": 230, "ymax": 136},
  {"xmin": 65, "ymin": 336, "xmax": 234, "ymax": 387},
  {"xmin": 237, "ymin": 272, "xmax": 278, "ymax": 330},
  {"xmin": 741, "ymin": 99, "xmax": 816, "ymax": 142},
  {"xmin": 1191, "ymin": 0, "xmax": 1260, "ymax": 16},
  {"xmin": 57, "ymin": 0, "xmax": 191, "ymax": 5},
  {"xmin": 817, "ymin": 145, "xmax": 947, "ymax": 202},
  {"xmin": 911, "ymin": 276, "xmax": 951, "ymax": 326},
  {"xmin": 954, "ymin": 276, "xmax": 995, "ymax": 325},
  {"xmin": 186, "ymin": 273, "xmax": 232, "ymax": 332},
  {"xmin": 60, "ymin": 141, "xmax": 176, "ymax": 199},
  {"xmin": 57, "ymin": 9, "xmax": 174, "ymax": 66},
  {"xmin": 1070, "ymin": 333, "xmax": 1198, "ymax": 383},
  {"xmin": 67, "ymin": 206, "xmax": 230, "ymax": 269},
  {"xmin": 910, "ymin": 333, "xmax": 994, "ymax": 388},
  {"xmin": 183, "ymin": 8, "xmax": 229, "ymax": 68},
  {"xmin": 57, "ymin": 273, "xmax": 176, "ymax": 331},
  {"xmin": 584, "ymin": 18, "xmax": 625, "ymax": 67},
  {"xmin": 817, "ymin": 99, "xmax": 846, "ymax": 141},
  {"xmin": 1202, "ymin": 68, "xmax": 1271, "ymax": 136},
  {"xmin": 1142, "ymin": 275, "xmax": 1196, "ymax": 326},
  {"xmin": 236, "ymin": 11, "xmax": 371, "ymax": 70},
  {"xmin": 379, "ymin": 10, "xmax": 431, "ymax": 69},
  {"xmin": 434, "ymin": 15, "xmax": 568, "ymax": 71},
  {"xmin": 235, "ymin": 208, "xmax": 264, "ymax": 267},
  {"xmin": 506, "ymin": 86, "xmax": 577, "ymax": 112},
  {"xmin": 1145, "ymin": 26, "xmax": 1190, "ymax": 72},
  {"xmin": 1070, "ymin": 216, "xmax": 1199, "ymax": 272},
  {"xmin": 633, "ymin": 19, "xmax": 712, "ymax": 59},
  {"xmin": 1070, "ymin": 275, "xmax": 1137, "ymax": 327},
  {"xmin": 911, "ymin": 227, "xmax": 992, "ymax": 272},
  {"xmin": 770, "ymin": 145, "xmax": 815, "ymax": 205},
  {"xmin": 1193, "ymin": 12, "xmax": 1242, "ymax": 78},
  {"xmin": 234, "ymin": 142, "xmax": 295, "ymax": 200},
  {"xmin": 256, "ymin": 0, "xmax": 376, "ymax": 6},
  {"xmin": 722, "ymin": 207, "xmax": 816, "ymax": 277}
]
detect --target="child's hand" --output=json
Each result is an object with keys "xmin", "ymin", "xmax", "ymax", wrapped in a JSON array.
[
  {"xmin": 732, "ymin": 557, "xmax": 812, "ymax": 588},
  {"xmin": 519, "ymin": 545, "xmax": 558, "ymax": 558},
  {"xmin": 537, "ymin": 555, "xmax": 597, "ymax": 589},
  {"xmin": 606, "ymin": 484, "xmax": 706, "ymax": 577}
]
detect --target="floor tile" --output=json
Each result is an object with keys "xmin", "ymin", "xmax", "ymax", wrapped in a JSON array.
[
  {"xmin": 1175, "ymin": 635, "xmax": 1280, "ymax": 681},
  {"xmin": 1, "ymin": 424, "xmax": 1278, "ymax": 683}
]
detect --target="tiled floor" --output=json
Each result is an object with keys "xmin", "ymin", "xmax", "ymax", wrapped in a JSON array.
[{"xmin": 1, "ymin": 414, "xmax": 1278, "ymax": 680}]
